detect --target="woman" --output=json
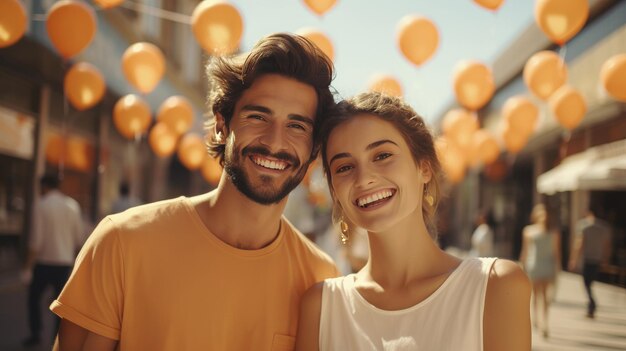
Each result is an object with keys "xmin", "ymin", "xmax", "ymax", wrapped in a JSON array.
[
  {"xmin": 296, "ymin": 92, "xmax": 531, "ymax": 350},
  {"xmin": 519, "ymin": 203, "xmax": 561, "ymax": 338}
]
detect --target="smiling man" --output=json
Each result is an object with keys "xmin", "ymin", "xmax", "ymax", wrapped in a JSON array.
[{"xmin": 50, "ymin": 33, "xmax": 339, "ymax": 351}]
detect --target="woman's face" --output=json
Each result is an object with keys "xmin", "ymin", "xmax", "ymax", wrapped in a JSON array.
[{"xmin": 326, "ymin": 113, "xmax": 431, "ymax": 233}]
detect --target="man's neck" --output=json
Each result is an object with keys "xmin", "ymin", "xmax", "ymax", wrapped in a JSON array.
[{"xmin": 192, "ymin": 180, "xmax": 288, "ymax": 250}]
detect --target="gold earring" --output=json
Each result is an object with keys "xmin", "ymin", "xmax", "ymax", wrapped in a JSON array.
[
  {"xmin": 339, "ymin": 217, "xmax": 349, "ymax": 245},
  {"xmin": 424, "ymin": 188, "xmax": 434, "ymax": 207}
]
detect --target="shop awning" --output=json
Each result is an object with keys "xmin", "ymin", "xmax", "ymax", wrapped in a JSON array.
[{"xmin": 537, "ymin": 139, "xmax": 626, "ymax": 194}]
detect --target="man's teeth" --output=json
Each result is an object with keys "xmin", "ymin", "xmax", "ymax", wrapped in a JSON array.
[
  {"xmin": 357, "ymin": 190, "xmax": 393, "ymax": 208},
  {"xmin": 253, "ymin": 157, "xmax": 287, "ymax": 170}
]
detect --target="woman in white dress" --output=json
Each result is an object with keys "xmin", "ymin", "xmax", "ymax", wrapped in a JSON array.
[{"xmin": 295, "ymin": 92, "xmax": 531, "ymax": 351}]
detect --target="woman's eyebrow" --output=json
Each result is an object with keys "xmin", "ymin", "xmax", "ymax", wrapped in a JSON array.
[{"xmin": 329, "ymin": 139, "xmax": 399, "ymax": 165}]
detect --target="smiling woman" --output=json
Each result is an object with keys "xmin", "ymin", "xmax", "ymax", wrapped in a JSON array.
[{"xmin": 295, "ymin": 92, "xmax": 532, "ymax": 351}]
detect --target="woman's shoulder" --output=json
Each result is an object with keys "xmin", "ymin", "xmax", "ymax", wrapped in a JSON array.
[{"xmin": 487, "ymin": 259, "xmax": 531, "ymax": 297}]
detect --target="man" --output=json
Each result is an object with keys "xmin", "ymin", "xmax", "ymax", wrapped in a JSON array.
[
  {"xmin": 22, "ymin": 174, "xmax": 83, "ymax": 346},
  {"xmin": 51, "ymin": 33, "xmax": 338, "ymax": 350},
  {"xmin": 569, "ymin": 206, "xmax": 613, "ymax": 318}
]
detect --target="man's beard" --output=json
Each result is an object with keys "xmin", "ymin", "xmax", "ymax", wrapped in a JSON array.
[{"xmin": 224, "ymin": 144, "xmax": 310, "ymax": 205}]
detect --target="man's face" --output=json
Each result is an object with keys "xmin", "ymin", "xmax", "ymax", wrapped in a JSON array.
[{"xmin": 220, "ymin": 74, "xmax": 318, "ymax": 205}]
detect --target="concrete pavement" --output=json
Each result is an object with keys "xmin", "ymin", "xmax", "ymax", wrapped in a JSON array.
[{"xmin": 0, "ymin": 270, "xmax": 624, "ymax": 350}]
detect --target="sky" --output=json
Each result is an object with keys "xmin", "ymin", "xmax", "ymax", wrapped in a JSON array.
[{"xmin": 228, "ymin": 0, "xmax": 535, "ymax": 123}]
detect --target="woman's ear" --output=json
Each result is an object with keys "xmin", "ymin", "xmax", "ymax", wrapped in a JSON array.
[{"xmin": 419, "ymin": 160, "xmax": 433, "ymax": 184}]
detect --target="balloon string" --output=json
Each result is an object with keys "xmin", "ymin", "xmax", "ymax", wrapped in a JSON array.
[
  {"xmin": 120, "ymin": 1, "xmax": 192, "ymax": 25},
  {"xmin": 558, "ymin": 44, "xmax": 568, "ymax": 62}
]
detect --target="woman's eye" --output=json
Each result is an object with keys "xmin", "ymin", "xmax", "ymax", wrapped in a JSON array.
[
  {"xmin": 335, "ymin": 165, "xmax": 353, "ymax": 174},
  {"xmin": 375, "ymin": 152, "xmax": 392, "ymax": 161}
]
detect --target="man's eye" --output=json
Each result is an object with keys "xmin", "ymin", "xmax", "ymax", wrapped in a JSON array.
[
  {"xmin": 375, "ymin": 152, "xmax": 392, "ymax": 161},
  {"xmin": 248, "ymin": 114, "xmax": 265, "ymax": 121},
  {"xmin": 289, "ymin": 123, "xmax": 307, "ymax": 131}
]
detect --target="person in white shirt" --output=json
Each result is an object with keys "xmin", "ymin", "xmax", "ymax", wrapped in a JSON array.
[
  {"xmin": 471, "ymin": 210, "xmax": 495, "ymax": 257},
  {"xmin": 22, "ymin": 174, "xmax": 84, "ymax": 347},
  {"xmin": 296, "ymin": 92, "xmax": 531, "ymax": 351}
]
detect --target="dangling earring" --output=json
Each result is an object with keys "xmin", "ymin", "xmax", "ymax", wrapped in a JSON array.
[
  {"xmin": 424, "ymin": 187, "xmax": 434, "ymax": 207},
  {"xmin": 215, "ymin": 131, "xmax": 223, "ymax": 143},
  {"xmin": 339, "ymin": 217, "xmax": 349, "ymax": 245}
]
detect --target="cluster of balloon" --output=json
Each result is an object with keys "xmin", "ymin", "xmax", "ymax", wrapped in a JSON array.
[
  {"xmin": 93, "ymin": 0, "xmax": 125, "ymax": 9},
  {"xmin": 600, "ymin": 54, "xmax": 626, "ymax": 102},
  {"xmin": 191, "ymin": 0, "xmax": 243, "ymax": 55},
  {"xmin": 453, "ymin": 61, "xmax": 495, "ymax": 111},
  {"xmin": 178, "ymin": 134, "xmax": 206, "ymax": 170},
  {"xmin": 535, "ymin": 0, "xmax": 589, "ymax": 46},
  {"xmin": 297, "ymin": 28, "xmax": 335, "ymax": 62},
  {"xmin": 524, "ymin": 51, "xmax": 567, "ymax": 100},
  {"xmin": 471, "ymin": 129, "xmax": 500, "ymax": 166},
  {"xmin": 113, "ymin": 94, "xmax": 152, "ymax": 140},
  {"xmin": 122, "ymin": 42, "xmax": 165, "ymax": 94},
  {"xmin": 302, "ymin": 0, "xmax": 337, "ymax": 16},
  {"xmin": 368, "ymin": 74, "xmax": 403, "ymax": 98},
  {"xmin": 549, "ymin": 86, "xmax": 587, "ymax": 131},
  {"xmin": 64, "ymin": 62, "xmax": 106, "ymax": 111},
  {"xmin": 157, "ymin": 96, "xmax": 194, "ymax": 136},
  {"xmin": 46, "ymin": 0, "xmax": 97, "ymax": 59},
  {"xmin": 473, "ymin": 0, "xmax": 504, "ymax": 11},
  {"xmin": 500, "ymin": 96, "xmax": 538, "ymax": 153},
  {"xmin": 201, "ymin": 155, "xmax": 223, "ymax": 186},
  {"xmin": 397, "ymin": 15, "xmax": 439, "ymax": 67},
  {"xmin": 149, "ymin": 122, "xmax": 178, "ymax": 158},
  {"xmin": 435, "ymin": 137, "xmax": 466, "ymax": 184},
  {"xmin": 0, "ymin": 0, "xmax": 27, "ymax": 48}
]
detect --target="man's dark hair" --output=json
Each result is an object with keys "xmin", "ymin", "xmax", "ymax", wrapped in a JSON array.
[
  {"xmin": 205, "ymin": 32, "xmax": 336, "ymax": 164},
  {"xmin": 40, "ymin": 174, "xmax": 60, "ymax": 189}
]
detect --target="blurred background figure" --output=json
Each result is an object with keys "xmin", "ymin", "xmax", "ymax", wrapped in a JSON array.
[
  {"xmin": 21, "ymin": 174, "xmax": 84, "ymax": 347},
  {"xmin": 569, "ymin": 206, "xmax": 613, "ymax": 319},
  {"xmin": 110, "ymin": 182, "xmax": 142, "ymax": 214},
  {"xmin": 520, "ymin": 203, "xmax": 561, "ymax": 338},
  {"xmin": 470, "ymin": 209, "xmax": 495, "ymax": 257}
]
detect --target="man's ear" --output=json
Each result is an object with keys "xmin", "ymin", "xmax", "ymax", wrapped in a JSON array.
[
  {"xmin": 214, "ymin": 113, "xmax": 228, "ymax": 142},
  {"xmin": 419, "ymin": 160, "xmax": 433, "ymax": 184}
]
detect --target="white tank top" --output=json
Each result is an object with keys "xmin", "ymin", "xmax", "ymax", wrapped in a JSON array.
[{"xmin": 319, "ymin": 257, "xmax": 497, "ymax": 351}]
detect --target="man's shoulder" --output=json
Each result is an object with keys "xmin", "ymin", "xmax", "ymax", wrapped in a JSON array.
[
  {"xmin": 281, "ymin": 218, "xmax": 337, "ymax": 270},
  {"xmin": 106, "ymin": 196, "xmax": 192, "ymax": 235}
]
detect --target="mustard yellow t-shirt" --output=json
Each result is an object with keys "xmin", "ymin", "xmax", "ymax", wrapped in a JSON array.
[{"xmin": 50, "ymin": 197, "xmax": 338, "ymax": 350}]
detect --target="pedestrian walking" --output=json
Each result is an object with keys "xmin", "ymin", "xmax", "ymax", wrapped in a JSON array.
[
  {"xmin": 21, "ymin": 174, "xmax": 84, "ymax": 347},
  {"xmin": 569, "ymin": 206, "xmax": 613, "ymax": 319}
]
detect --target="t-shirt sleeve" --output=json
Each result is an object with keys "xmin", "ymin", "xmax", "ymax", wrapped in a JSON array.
[{"xmin": 50, "ymin": 217, "xmax": 125, "ymax": 341}]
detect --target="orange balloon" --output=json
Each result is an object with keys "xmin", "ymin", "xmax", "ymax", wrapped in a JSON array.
[
  {"xmin": 149, "ymin": 122, "xmax": 178, "ymax": 158},
  {"xmin": 474, "ymin": 0, "xmax": 504, "ymax": 11},
  {"xmin": 46, "ymin": 0, "xmax": 96, "ymax": 59},
  {"xmin": 178, "ymin": 134, "xmax": 206, "ymax": 170},
  {"xmin": 397, "ymin": 15, "xmax": 439, "ymax": 67},
  {"xmin": 549, "ymin": 85, "xmax": 586, "ymax": 130},
  {"xmin": 535, "ymin": 0, "xmax": 588, "ymax": 45},
  {"xmin": 201, "ymin": 154, "xmax": 223, "ymax": 186},
  {"xmin": 368, "ymin": 74, "xmax": 403, "ymax": 97},
  {"xmin": 435, "ymin": 137, "xmax": 466, "ymax": 184},
  {"xmin": 453, "ymin": 61, "xmax": 495, "ymax": 111},
  {"xmin": 472, "ymin": 130, "xmax": 500, "ymax": 165},
  {"xmin": 64, "ymin": 62, "xmax": 106, "ymax": 111},
  {"xmin": 523, "ymin": 51, "xmax": 567, "ymax": 100},
  {"xmin": 122, "ymin": 42, "xmax": 165, "ymax": 94},
  {"xmin": 502, "ymin": 96, "xmax": 538, "ymax": 137},
  {"xmin": 442, "ymin": 109, "xmax": 479, "ymax": 151},
  {"xmin": 113, "ymin": 94, "xmax": 152, "ymax": 140},
  {"xmin": 298, "ymin": 28, "xmax": 335, "ymax": 62},
  {"xmin": 94, "ymin": 0, "xmax": 124, "ymax": 9},
  {"xmin": 600, "ymin": 54, "xmax": 626, "ymax": 102},
  {"xmin": 157, "ymin": 96, "xmax": 194, "ymax": 135},
  {"xmin": 502, "ymin": 122, "xmax": 528, "ymax": 154},
  {"xmin": 191, "ymin": 0, "xmax": 243, "ymax": 55},
  {"xmin": 302, "ymin": 0, "xmax": 337, "ymax": 16},
  {"xmin": 0, "ymin": 0, "xmax": 27, "ymax": 48}
]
